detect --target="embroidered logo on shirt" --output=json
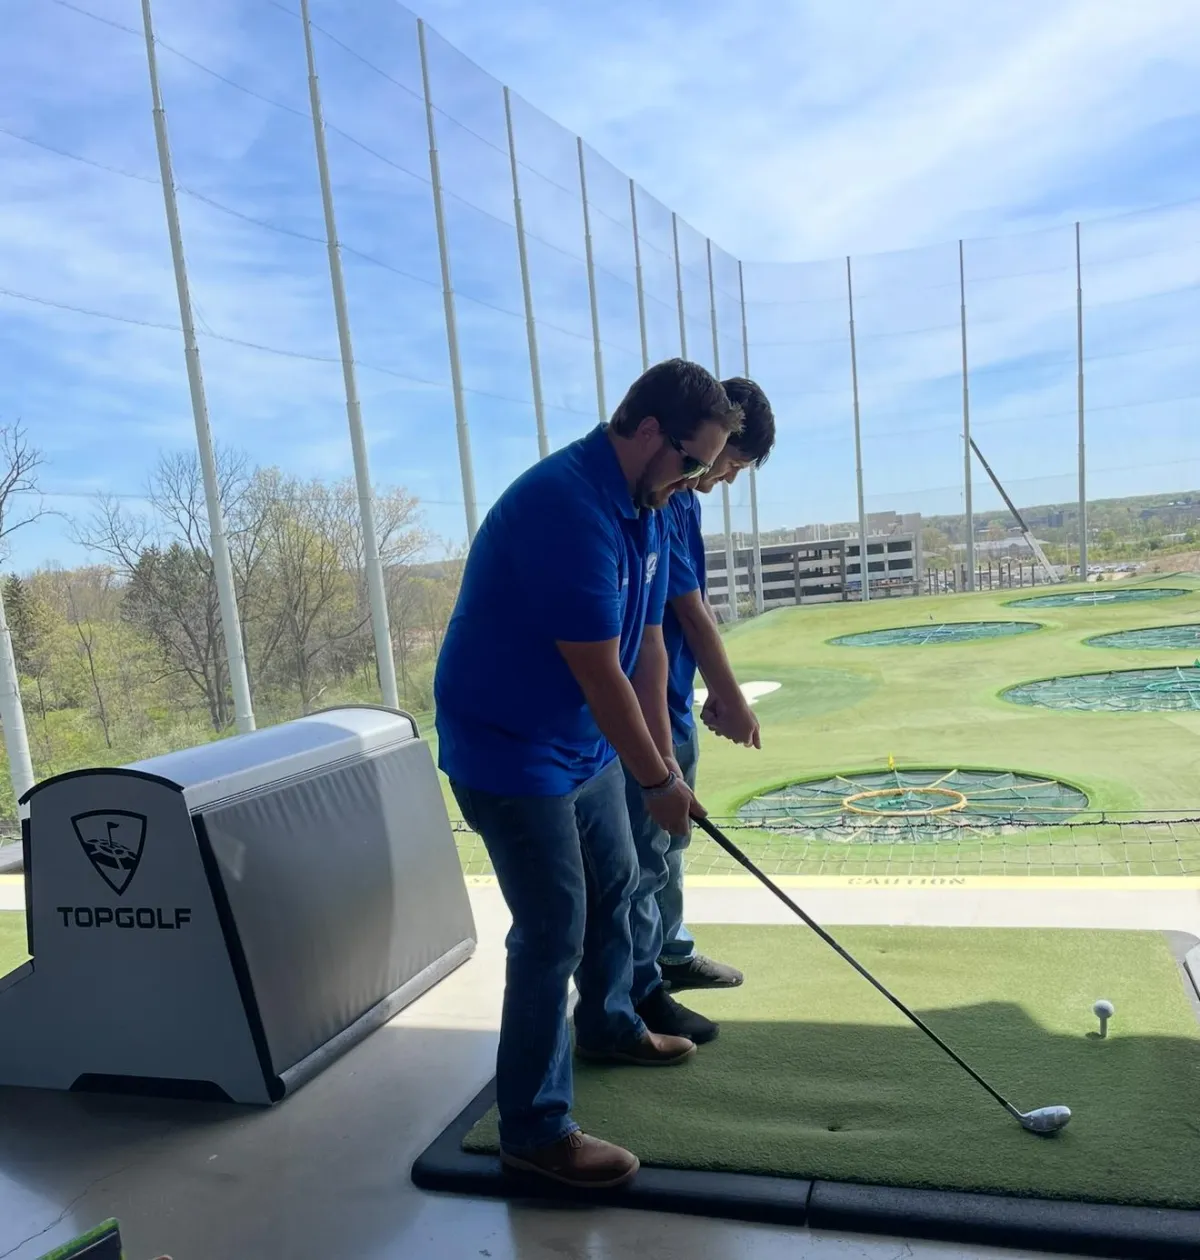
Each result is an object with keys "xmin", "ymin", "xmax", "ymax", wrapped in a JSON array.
[{"xmin": 646, "ymin": 552, "xmax": 659, "ymax": 584}]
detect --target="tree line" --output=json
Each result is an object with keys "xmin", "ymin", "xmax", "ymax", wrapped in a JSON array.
[{"xmin": 3, "ymin": 443, "xmax": 464, "ymax": 823}]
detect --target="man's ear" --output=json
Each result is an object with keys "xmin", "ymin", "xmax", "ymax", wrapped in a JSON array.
[{"xmin": 635, "ymin": 415, "xmax": 660, "ymax": 444}]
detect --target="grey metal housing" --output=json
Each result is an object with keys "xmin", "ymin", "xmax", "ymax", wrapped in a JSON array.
[{"xmin": 0, "ymin": 706, "xmax": 475, "ymax": 1105}]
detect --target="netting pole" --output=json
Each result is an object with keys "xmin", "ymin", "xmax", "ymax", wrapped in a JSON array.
[
  {"xmin": 672, "ymin": 212, "xmax": 688, "ymax": 357},
  {"xmin": 577, "ymin": 138, "xmax": 606, "ymax": 424},
  {"xmin": 0, "ymin": 582, "xmax": 34, "ymax": 808},
  {"xmin": 846, "ymin": 256, "xmax": 870, "ymax": 603},
  {"xmin": 958, "ymin": 240, "xmax": 975, "ymax": 592},
  {"xmin": 739, "ymin": 260, "xmax": 765, "ymax": 614},
  {"xmin": 707, "ymin": 240, "xmax": 738, "ymax": 622},
  {"xmin": 299, "ymin": 0, "xmax": 398, "ymax": 711},
  {"xmin": 1076, "ymin": 221, "xmax": 1088, "ymax": 582},
  {"xmin": 140, "ymin": 0, "xmax": 254, "ymax": 734},
  {"xmin": 630, "ymin": 180, "xmax": 649, "ymax": 372},
  {"xmin": 503, "ymin": 86, "xmax": 547, "ymax": 460},
  {"xmin": 418, "ymin": 19, "xmax": 478, "ymax": 541}
]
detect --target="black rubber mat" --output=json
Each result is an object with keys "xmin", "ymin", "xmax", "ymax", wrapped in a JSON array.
[
  {"xmin": 412, "ymin": 932, "xmax": 1200, "ymax": 1257},
  {"xmin": 412, "ymin": 1079, "xmax": 1200, "ymax": 1257}
]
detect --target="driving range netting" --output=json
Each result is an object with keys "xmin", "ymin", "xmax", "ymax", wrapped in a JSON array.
[
  {"xmin": 454, "ymin": 815, "xmax": 1200, "ymax": 877},
  {"xmin": 1006, "ymin": 587, "xmax": 1189, "ymax": 608},
  {"xmin": 1087, "ymin": 624, "xmax": 1200, "ymax": 650},
  {"xmin": 830, "ymin": 621, "xmax": 1041, "ymax": 647},
  {"xmin": 1003, "ymin": 665, "xmax": 1200, "ymax": 711},
  {"xmin": 735, "ymin": 768, "xmax": 1087, "ymax": 842}
]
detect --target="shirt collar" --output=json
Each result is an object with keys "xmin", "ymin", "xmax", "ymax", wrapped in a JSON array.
[{"xmin": 584, "ymin": 424, "xmax": 638, "ymax": 521}]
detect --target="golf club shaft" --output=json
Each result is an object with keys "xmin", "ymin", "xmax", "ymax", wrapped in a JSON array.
[{"xmin": 694, "ymin": 815, "xmax": 1020, "ymax": 1119}]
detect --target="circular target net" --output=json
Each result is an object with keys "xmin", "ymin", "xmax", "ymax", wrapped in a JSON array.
[
  {"xmin": 1004, "ymin": 665, "xmax": 1200, "ymax": 711},
  {"xmin": 1087, "ymin": 624, "xmax": 1200, "ymax": 650},
  {"xmin": 1006, "ymin": 588, "xmax": 1188, "ymax": 608},
  {"xmin": 736, "ymin": 768, "xmax": 1088, "ymax": 842},
  {"xmin": 831, "ymin": 621, "xmax": 1040, "ymax": 647}
]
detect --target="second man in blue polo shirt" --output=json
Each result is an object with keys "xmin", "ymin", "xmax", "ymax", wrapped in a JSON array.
[{"xmin": 624, "ymin": 378, "xmax": 777, "ymax": 1045}]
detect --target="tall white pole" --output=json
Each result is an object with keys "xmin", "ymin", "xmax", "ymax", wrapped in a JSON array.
[
  {"xmin": 708, "ymin": 240, "xmax": 738, "ymax": 622},
  {"xmin": 846, "ymin": 256, "xmax": 870, "ymax": 603},
  {"xmin": 1076, "ymin": 221, "xmax": 1088, "ymax": 582},
  {"xmin": 418, "ymin": 19, "xmax": 478, "ymax": 540},
  {"xmin": 504, "ymin": 86, "xmax": 548, "ymax": 460},
  {"xmin": 738, "ymin": 261, "xmax": 765, "ymax": 614},
  {"xmin": 672, "ymin": 212, "xmax": 688, "ymax": 357},
  {"xmin": 630, "ymin": 180, "xmax": 649, "ymax": 372},
  {"xmin": 299, "ymin": 0, "xmax": 398, "ymax": 709},
  {"xmin": 0, "ymin": 583, "xmax": 34, "ymax": 807},
  {"xmin": 140, "ymin": 0, "xmax": 254, "ymax": 733},
  {"xmin": 959, "ymin": 240, "xmax": 975, "ymax": 592},
  {"xmin": 577, "ymin": 138, "xmax": 606, "ymax": 423}
]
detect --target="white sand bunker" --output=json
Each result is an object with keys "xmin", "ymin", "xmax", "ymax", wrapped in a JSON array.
[{"xmin": 693, "ymin": 680, "xmax": 781, "ymax": 708}]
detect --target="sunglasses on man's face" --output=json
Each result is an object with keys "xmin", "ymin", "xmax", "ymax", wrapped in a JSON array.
[{"xmin": 665, "ymin": 433, "xmax": 712, "ymax": 478}]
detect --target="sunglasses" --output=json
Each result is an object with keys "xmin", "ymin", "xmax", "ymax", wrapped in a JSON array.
[{"xmin": 665, "ymin": 433, "xmax": 712, "ymax": 478}]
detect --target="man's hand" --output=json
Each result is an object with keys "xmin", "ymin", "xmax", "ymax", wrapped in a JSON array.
[
  {"xmin": 700, "ymin": 689, "xmax": 761, "ymax": 748},
  {"xmin": 644, "ymin": 770, "xmax": 705, "ymax": 838}
]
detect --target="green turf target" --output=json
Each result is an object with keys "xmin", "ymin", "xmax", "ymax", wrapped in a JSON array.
[
  {"xmin": 831, "ymin": 621, "xmax": 1041, "ymax": 647},
  {"xmin": 1006, "ymin": 588, "xmax": 1188, "ymax": 608},
  {"xmin": 1004, "ymin": 666, "xmax": 1200, "ymax": 711},
  {"xmin": 1086, "ymin": 624, "xmax": 1200, "ymax": 650},
  {"xmin": 736, "ymin": 768, "xmax": 1087, "ymax": 841}
]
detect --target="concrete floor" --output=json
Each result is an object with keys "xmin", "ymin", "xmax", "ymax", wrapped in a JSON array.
[{"xmin": 1, "ymin": 874, "xmax": 1195, "ymax": 1260}]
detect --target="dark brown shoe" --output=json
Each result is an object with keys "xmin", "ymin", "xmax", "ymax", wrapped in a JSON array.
[
  {"xmin": 576, "ymin": 1030, "xmax": 696, "ymax": 1066},
  {"xmin": 501, "ymin": 1131, "xmax": 639, "ymax": 1188}
]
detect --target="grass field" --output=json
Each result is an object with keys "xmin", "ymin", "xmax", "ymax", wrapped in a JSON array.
[
  {"xmin": 0, "ymin": 910, "xmax": 28, "ymax": 976},
  {"xmin": 464, "ymin": 924, "xmax": 1200, "ymax": 1208},
  {"xmin": 442, "ymin": 575, "xmax": 1200, "ymax": 877}
]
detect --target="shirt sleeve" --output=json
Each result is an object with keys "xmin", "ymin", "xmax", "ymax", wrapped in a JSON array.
[
  {"xmin": 666, "ymin": 497, "xmax": 701, "ymax": 600},
  {"xmin": 515, "ymin": 490, "xmax": 623, "ymax": 643},
  {"xmin": 646, "ymin": 521, "xmax": 670, "ymax": 627}
]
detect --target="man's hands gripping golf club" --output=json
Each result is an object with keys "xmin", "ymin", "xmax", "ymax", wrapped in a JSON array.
[
  {"xmin": 690, "ymin": 813, "xmax": 1072, "ymax": 1137},
  {"xmin": 642, "ymin": 755, "xmax": 704, "ymax": 838}
]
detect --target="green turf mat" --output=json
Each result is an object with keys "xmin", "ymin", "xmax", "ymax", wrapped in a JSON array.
[
  {"xmin": 0, "ymin": 910, "xmax": 29, "ymax": 975},
  {"xmin": 465, "ymin": 925, "xmax": 1200, "ymax": 1208}
]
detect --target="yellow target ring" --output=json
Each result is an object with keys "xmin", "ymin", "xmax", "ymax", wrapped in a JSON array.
[{"xmin": 842, "ymin": 786, "xmax": 968, "ymax": 817}]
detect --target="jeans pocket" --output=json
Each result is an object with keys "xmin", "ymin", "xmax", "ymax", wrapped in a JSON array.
[{"xmin": 450, "ymin": 781, "xmax": 480, "ymax": 834}]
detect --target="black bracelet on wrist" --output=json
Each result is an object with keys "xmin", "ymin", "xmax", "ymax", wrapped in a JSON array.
[{"xmin": 641, "ymin": 770, "xmax": 677, "ymax": 798}]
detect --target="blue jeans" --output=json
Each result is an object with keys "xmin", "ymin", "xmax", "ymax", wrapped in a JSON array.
[
  {"xmin": 451, "ymin": 758, "xmax": 646, "ymax": 1154},
  {"xmin": 625, "ymin": 726, "xmax": 700, "ymax": 982}
]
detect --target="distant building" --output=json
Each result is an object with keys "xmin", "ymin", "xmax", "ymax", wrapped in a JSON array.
[{"xmin": 707, "ymin": 525, "xmax": 922, "ymax": 610}]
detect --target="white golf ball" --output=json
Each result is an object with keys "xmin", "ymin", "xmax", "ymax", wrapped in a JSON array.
[{"xmin": 1093, "ymin": 999, "xmax": 1114, "ymax": 1019}]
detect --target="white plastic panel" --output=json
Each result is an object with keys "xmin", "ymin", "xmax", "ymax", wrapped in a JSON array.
[{"xmin": 127, "ymin": 707, "xmax": 418, "ymax": 812}]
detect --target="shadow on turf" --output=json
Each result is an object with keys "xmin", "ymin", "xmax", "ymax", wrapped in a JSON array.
[{"xmin": 414, "ymin": 999, "xmax": 1200, "ymax": 1260}]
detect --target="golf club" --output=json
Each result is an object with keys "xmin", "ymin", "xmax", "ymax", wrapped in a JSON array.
[{"xmin": 693, "ymin": 814, "xmax": 1071, "ymax": 1136}]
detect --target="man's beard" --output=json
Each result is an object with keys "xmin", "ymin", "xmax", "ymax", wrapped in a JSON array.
[{"xmin": 632, "ymin": 447, "xmax": 676, "ymax": 510}]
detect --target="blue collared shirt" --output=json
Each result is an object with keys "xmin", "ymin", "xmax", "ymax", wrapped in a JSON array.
[
  {"xmin": 434, "ymin": 425, "xmax": 670, "ymax": 796},
  {"xmin": 661, "ymin": 488, "xmax": 705, "ymax": 746}
]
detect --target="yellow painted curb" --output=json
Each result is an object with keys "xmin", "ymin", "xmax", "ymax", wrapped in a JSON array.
[{"xmin": 466, "ymin": 874, "xmax": 1200, "ymax": 891}]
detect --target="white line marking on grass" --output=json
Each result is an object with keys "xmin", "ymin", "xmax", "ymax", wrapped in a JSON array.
[{"xmin": 694, "ymin": 680, "xmax": 781, "ymax": 708}]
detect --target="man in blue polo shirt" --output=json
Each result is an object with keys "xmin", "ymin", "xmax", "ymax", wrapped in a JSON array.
[
  {"xmin": 624, "ymin": 378, "xmax": 776, "ymax": 1037},
  {"xmin": 435, "ymin": 359, "xmax": 743, "ymax": 1191}
]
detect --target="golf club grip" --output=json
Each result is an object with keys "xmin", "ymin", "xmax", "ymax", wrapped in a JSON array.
[{"xmin": 692, "ymin": 815, "xmax": 1016, "ymax": 1114}]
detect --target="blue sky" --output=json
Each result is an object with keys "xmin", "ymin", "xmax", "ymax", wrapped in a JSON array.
[{"xmin": 3, "ymin": 0, "xmax": 1200, "ymax": 571}]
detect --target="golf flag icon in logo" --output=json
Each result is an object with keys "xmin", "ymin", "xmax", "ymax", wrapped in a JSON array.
[{"xmin": 71, "ymin": 810, "xmax": 147, "ymax": 896}]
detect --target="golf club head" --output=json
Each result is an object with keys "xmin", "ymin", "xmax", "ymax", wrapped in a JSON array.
[{"xmin": 1019, "ymin": 1105, "xmax": 1071, "ymax": 1135}]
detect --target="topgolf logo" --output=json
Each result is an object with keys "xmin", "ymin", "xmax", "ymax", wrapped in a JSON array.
[{"xmin": 71, "ymin": 810, "xmax": 147, "ymax": 896}]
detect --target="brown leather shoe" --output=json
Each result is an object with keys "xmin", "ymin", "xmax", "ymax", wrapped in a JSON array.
[
  {"xmin": 576, "ymin": 1030, "xmax": 696, "ymax": 1066},
  {"xmin": 502, "ymin": 1131, "xmax": 639, "ymax": 1188}
]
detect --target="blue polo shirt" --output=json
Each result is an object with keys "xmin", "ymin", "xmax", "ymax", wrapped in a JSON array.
[
  {"xmin": 434, "ymin": 425, "xmax": 670, "ymax": 797},
  {"xmin": 662, "ymin": 488, "xmax": 706, "ymax": 746}
]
